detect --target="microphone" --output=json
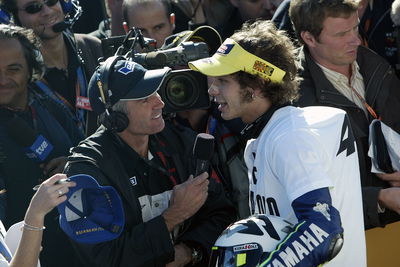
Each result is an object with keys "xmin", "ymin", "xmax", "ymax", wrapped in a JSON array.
[
  {"xmin": 6, "ymin": 116, "xmax": 54, "ymax": 163},
  {"xmin": 52, "ymin": 21, "xmax": 70, "ymax": 33},
  {"xmin": 192, "ymin": 133, "xmax": 215, "ymax": 176}
]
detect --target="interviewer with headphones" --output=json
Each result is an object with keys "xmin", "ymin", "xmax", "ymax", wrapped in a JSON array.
[
  {"xmin": 0, "ymin": 0, "xmax": 103, "ymax": 136},
  {"xmin": 63, "ymin": 56, "xmax": 236, "ymax": 266}
]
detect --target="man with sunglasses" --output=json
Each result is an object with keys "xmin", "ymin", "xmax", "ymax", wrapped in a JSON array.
[{"xmin": 0, "ymin": 0, "xmax": 103, "ymax": 136}]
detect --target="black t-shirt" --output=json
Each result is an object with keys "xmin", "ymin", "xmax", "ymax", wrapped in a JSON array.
[{"xmin": 42, "ymin": 34, "xmax": 80, "ymax": 110}]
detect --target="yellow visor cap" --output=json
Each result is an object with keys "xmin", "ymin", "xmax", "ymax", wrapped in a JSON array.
[{"xmin": 188, "ymin": 38, "xmax": 286, "ymax": 83}]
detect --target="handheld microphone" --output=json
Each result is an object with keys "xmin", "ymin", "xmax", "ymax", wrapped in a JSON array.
[
  {"xmin": 6, "ymin": 116, "xmax": 54, "ymax": 163},
  {"xmin": 192, "ymin": 133, "xmax": 215, "ymax": 176}
]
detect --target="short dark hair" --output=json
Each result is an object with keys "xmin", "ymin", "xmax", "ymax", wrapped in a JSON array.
[
  {"xmin": 230, "ymin": 20, "xmax": 300, "ymax": 105},
  {"xmin": 122, "ymin": 0, "xmax": 171, "ymax": 26},
  {"xmin": 289, "ymin": 0, "xmax": 360, "ymax": 44},
  {"xmin": 0, "ymin": 24, "xmax": 44, "ymax": 81}
]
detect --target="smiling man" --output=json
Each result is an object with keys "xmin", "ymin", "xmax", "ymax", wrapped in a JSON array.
[
  {"xmin": 290, "ymin": 0, "xmax": 400, "ymax": 230},
  {"xmin": 0, "ymin": 24, "xmax": 84, "ymax": 267},
  {"xmin": 0, "ymin": 0, "xmax": 103, "ymax": 135},
  {"xmin": 63, "ymin": 57, "xmax": 235, "ymax": 266}
]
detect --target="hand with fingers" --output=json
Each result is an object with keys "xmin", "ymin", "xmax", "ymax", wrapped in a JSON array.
[
  {"xmin": 7, "ymin": 174, "xmax": 76, "ymax": 267},
  {"xmin": 376, "ymin": 171, "xmax": 400, "ymax": 187},
  {"xmin": 378, "ymin": 186, "xmax": 400, "ymax": 214},
  {"xmin": 162, "ymin": 172, "xmax": 209, "ymax": 232}
]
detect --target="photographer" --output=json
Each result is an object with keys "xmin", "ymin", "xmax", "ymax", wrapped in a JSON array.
[{"xmin": 63, "ymin": 57, "xmax": 236, "ymax": 266}]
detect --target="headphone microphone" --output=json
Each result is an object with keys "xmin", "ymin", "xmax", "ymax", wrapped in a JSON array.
[
  {"xmin": 52, "ymin": 0, "xmax": 82, "ymax": 32},
  {"xmin": 95, "ymin": 56, "xmax": 130, "ymax": 133}
]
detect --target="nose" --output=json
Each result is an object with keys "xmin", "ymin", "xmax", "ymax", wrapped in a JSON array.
[
  {"xmin": 351, "ymin": 30, "xmax": 362, "ymax": 46},
  {"xmin": 154, "ymin": 93, "xmax": 165, "ymax": 108},
  {"xmin": 208, "ymin": 81, "xmax": 219, "ymax": 98},
  {"xmin": 40, "ymin": 2, "xmax": 54, "ymax": 15}
]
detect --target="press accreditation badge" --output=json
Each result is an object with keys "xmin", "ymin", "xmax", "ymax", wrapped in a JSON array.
[{"xmin": 76, "ymin": 96, "xmax": 92, "ymax": 111}]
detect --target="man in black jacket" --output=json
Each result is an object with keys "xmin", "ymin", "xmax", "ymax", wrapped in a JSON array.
[
  {"xmin": 289, "ymin": 0, "xmax": 400, "ymax": 229},
  {"xmin": 63, "ymin": 57, "xmax": 236, "ymax": 266}
]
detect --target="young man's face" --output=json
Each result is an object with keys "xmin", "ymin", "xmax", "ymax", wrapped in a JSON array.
[
  {"xmin": 16, "ymin": 0, "xmax": 64, "ymax": 39},
  {"xmin": 0, "ymin": 38, "xmax": 30, "ymax": 109},
  {"xmin": 304, "ymin": 12, "xmax": 361, "ymax": 72},
  {"xmin": 230, "ymin": 0, "xmax": 283, "ymax": 21},
  {"xmin": 208, "ymin": 75, "xmax": 255, "ymax": 123},
  {"xmin": 126, "ymin": 1, "xmax": 174, "ymax": 48},
  {"xmin": 124, "ymin": 92, "xmax": 165, "ymax": 136}
]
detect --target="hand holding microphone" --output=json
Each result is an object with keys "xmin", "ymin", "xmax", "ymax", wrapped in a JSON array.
[
  {"xmin": 193, "ymin": 133, "xmax": 215, "ymax": 176},
  {"xmin": 162, "ymin": 133, "xmax": 215, "ymax": 231}
]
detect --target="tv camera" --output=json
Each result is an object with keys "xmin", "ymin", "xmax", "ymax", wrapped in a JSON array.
[{"xmin": 100, "ymin": 28, "xmax": 210, "ymax": 114}]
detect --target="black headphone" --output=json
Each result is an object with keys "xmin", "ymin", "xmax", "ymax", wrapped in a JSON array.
[{"xmin": 96, "ymin": 56, "xmax": 130, "ymax": 133}]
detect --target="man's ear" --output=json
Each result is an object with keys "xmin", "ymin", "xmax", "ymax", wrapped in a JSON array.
[{"xmin": 300, "ymin": 31, "xmax": 317, "ymax": 48}]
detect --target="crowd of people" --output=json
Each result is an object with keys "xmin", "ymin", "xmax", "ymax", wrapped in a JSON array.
[{"xmin": 0, "ymin": 0, "xmax": 399, "ymax": 266}]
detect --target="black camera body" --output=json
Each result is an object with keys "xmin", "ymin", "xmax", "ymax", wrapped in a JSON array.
[{"xmin": 101, "ymin": 31, "xmax": 210, "ymax": 114}]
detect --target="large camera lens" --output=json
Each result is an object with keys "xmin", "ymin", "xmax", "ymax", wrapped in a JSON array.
[{"xmin": 164, "ymin": 73, "xmax": 198, "ymax": 108}]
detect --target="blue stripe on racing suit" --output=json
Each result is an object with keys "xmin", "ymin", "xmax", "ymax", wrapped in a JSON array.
[{"xmin": 259, "ymin": 188, "xmax": 344, "ymax": 267}]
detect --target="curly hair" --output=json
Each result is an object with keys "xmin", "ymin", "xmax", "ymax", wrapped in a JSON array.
[
  {"xmin": 0, "ymin": 24, "xmax": 45, "ymax": 81},
  {"xmin": 230, "ymin": 20, "xmax": 301, "ymax": 105}
]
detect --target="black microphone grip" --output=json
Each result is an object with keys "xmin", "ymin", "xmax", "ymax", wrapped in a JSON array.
[{"xmin": 193, "ymin": 133, "xmax": 215, "ymax": 177}]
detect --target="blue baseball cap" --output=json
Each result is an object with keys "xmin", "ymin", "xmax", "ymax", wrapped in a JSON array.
[
  {"xmin": 88, "ymin": 57, "xmax": 171, "ymax": 114},
  {"xmin": 57, "ymin": 174, "xmax": 125, "ymax": 244}
]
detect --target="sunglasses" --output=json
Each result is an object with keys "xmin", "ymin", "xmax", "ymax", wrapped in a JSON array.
[{"xmin": 19, "ymin": 0, "xmax": 59, "ymax": 14}]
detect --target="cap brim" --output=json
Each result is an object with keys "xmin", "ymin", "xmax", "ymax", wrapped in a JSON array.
[
  {"xmin": 188, "ymin": 54, "xmax": 240, "ymax": 77},
  {"xmin": 122, "ymin": 67, "xmax": 171, "ymax": 100}
]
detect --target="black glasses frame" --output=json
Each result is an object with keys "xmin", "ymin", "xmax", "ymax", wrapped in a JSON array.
[{"xmin": 19, "ymin": 0, "xmax": 59, "ymax": 14}]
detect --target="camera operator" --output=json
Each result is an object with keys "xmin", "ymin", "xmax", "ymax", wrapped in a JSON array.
[{"xmin": 63, "ymin": 57, "xmax": 236, "ymax": 267}]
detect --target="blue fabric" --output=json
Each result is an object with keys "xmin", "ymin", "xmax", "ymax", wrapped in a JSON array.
[
  {"xmin": 0, "ymin": 90, "xmax": 84, "ymax": 266},
  {"xmin": 259, "ymin": 188, "xmax": 343, "ymax": 267}
]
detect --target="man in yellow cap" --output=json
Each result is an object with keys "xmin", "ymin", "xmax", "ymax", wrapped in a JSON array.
[{"xmin": 189, "ymin": 20, "xmax": 366, "ymax": 266}]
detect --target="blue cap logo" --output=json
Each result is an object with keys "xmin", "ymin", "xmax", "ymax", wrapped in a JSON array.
[{"xmin": 118, "ymin": 61, "xmax": 136, "ymax": 75}]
